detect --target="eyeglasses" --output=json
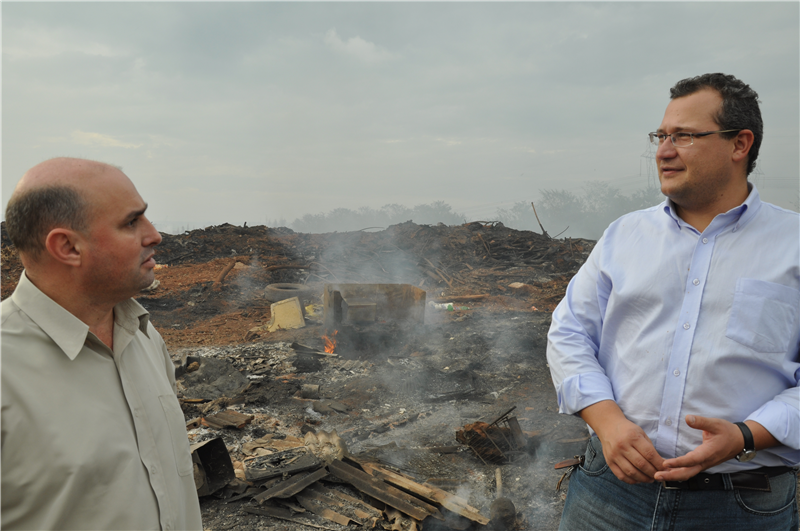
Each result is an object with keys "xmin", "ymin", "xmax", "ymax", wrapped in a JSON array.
[{"xmin": 648, "ymin": 129, "xmax": 741, "ymax": 147}]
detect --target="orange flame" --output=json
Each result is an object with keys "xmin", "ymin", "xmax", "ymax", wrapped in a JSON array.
[{"xmin": 323, "ymin": 330, "xmax": 338, "ymax": 353}]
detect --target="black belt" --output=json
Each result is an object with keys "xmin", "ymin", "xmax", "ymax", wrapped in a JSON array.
[{"xmin": 662, "ymin": 466, "xmax": 794, "ymax": 492}]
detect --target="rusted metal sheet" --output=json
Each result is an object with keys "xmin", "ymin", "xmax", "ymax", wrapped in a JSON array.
[
  {"xmin": 326, "ymin": 459, "xmax": 443, "ymax": 522},
  {"xmin": 323, "ymin": 283, "xmax": 426, "ymax": 327},
  {"xmin": 358, "ymin": 461, "xmax": 489, "ymax": 525},
  {"xmin": 189, "ymin": 437, "xmax": 236, "ymax": 497},
  {"xmin": 506, "ymin": 416, "xmax": 528, "ymax": 449},
  {"xmin": 342, "ymin": 298, "xmax": 377, "ymax": 323},
  {"xmin": 245, "ymin": 452, "xmax": 322, "ymax": 483},
  {"xmin": 456, "ymin": 406, "xmax": 527, "ymax": 464},
  {"xmin": 253, "ymin": 467, "xmax": 328, "ymax": 504}
]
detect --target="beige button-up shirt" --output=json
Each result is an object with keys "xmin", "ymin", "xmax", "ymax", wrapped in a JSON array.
[{"xmin": 1, "ymin": 272, "xmax": 203, "ymax": 530}]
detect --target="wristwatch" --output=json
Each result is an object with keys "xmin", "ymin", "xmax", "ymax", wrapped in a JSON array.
[{"xmin": 734, "ymin": 422, "xmax": 757, "ymax": 462}]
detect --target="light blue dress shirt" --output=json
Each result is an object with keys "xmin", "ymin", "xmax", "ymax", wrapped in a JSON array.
[{"xmin": 547, "ymin": 185, "xmax": 800, "ymax": 473}]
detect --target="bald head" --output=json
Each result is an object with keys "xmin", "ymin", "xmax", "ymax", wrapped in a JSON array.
[
  {"xmin": 5, "ymin": 158, "xmax": 123, "ymax": 260},
  {"xmin": 13, "ymin": 158, "xmax": 119, "ymax": 195}
]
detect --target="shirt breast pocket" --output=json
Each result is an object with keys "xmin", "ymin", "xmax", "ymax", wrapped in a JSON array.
[
  {"xmin": 725, "ymin": 278, "xmax": 799, "ymax": 354},
  {"xmin": 158, "ymin": 394, "xmax": 194, "ymax": 477}
]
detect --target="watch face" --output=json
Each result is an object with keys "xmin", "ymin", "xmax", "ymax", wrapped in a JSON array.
[{"xmin": 736, "ymin": 450, "xmax": 757, "ymax": 462}]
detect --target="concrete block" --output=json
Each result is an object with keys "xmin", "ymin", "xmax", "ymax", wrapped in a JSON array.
[{"xmin": 267, "ymin": 297, "xmax": 306, "ymax": 332}]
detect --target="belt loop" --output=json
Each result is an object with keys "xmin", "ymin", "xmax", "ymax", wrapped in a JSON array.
[{"xmin": 721, "ymin": 473, "xmax": 733, "ymax": 491}]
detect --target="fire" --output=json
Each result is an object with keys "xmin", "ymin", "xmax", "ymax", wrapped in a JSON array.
[{"xmin": 323, "ymin": 330, "xmax": 338, "ymax": 353}]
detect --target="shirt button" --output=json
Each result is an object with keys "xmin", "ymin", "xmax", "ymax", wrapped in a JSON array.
[
  {"xmin": 702, "ymin": 238, "xmax": 708, "ymax": 244},
  {"xmin": 683, "ymin": 322, "xmax": 691, "ymax": 330},
  {"xmin": 692, "ymin": 279, "xmax": 700, "ymax": 286},
  {"xmin": 666, "ymin": 418, "xmax": 672, "ymax": 426},
  {"xmin": 673, "ymin": 369, "xmax": 680, "ymax": 376}
]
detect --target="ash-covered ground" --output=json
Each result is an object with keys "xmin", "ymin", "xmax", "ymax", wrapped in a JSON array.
[{"xmin": 176, "ymin": 311, "xmax": 589, "ymax": 531}]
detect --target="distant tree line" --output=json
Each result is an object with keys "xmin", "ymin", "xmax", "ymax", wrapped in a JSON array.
[
  {"xmin": 290, "ymin": 201, "xmax": 465, "ymax": 233},
  {"xmin": 497, "ymin": 181, "xmax": 664, "ymax": 240},
  {"xmin": 288, "ymin": 182, "xmax": 665, "ymax": 240}
]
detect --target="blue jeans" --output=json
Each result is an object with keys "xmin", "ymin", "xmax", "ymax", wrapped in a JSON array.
[{"xmin": 559, "ymin": 436, "xmax": 799, "ymax": 531}]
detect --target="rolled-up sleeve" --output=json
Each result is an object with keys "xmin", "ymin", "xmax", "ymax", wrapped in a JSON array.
[{"xmin": 747, "ymin": 375, "xmax": 800, "ymax": 453}]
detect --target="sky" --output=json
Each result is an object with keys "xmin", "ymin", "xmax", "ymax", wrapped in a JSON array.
[{"xmin": 3, "ymin": 1, "xmax": 798, "ymax": 233}]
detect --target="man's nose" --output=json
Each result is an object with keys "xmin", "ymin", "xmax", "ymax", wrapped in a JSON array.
[
  {"xmin": 656, "ymin": 137, "xmax": 678, "ymax": 160},
  {"xmin": 142, "ymin": 216, "xmax": 162, "ymax": 246}
]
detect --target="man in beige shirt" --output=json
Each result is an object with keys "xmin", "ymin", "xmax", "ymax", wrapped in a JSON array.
[{"xmin": 1, "ymin": 158, "xmax": 203, "ymax": 530}]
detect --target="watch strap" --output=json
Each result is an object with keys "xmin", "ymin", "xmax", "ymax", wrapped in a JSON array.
[{"xmin": 734, "ymin": 422, "xmax": 755, "ymax": 452}]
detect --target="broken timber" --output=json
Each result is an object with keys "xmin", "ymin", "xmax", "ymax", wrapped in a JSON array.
[
  {"xmin": 295, "ymin": 490, "xmax": 356, "ymax": 526},
  {"xmin": 253, "ymin": 467, "xmax": 328, "ymax": 504},
  {"xmin": 357, "ymin": 460, "xmax": 490, "ymax": 525},
  {"xmin": 327, "ymin": 459, "xmax": 444, "ymax": 522},
  {"xmin": 305, "ymin": 482, "xmax": 382, "ymax": 519}
]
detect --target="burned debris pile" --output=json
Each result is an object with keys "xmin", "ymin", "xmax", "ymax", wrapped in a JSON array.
[
  {"xmin": 1, "ymin": 220, "xmax": 597, "ymax": 531},
  {"xmin": 151, "ymin": 220, "xmax": 592, "ymax": 291}
]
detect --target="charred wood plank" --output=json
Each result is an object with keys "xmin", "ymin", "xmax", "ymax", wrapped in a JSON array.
[
  {"xmin": 477, "ymin": 234, "xmax": 493, "ymax": 258},
  {"xmin": 253, "ymin": 467, "xmax": 328, "ymax": 504},
  {"xmin": 358, "ymin": 462, "xmax": 489, "ymax": 525},
  {"xmin": 291, "ymin": 342, "xmax": 338, "ymax": 357},
  {"xmin": 306, "ymin": 483, "xmax": 382, "ymax": 518},
  {"xmin": 326, "ymin": 459, "xmax": 443, "ymax": 522},
  {"xmin": 225, "ymin": 488, "xmax": 263, "ymax": 504},
  {"xmin": 295, "ymin": 491, "xmax": 357, "ymax": 526},
  {"xmin": 213, "ymin": 259, "xmax": 236, "ymax": 288}
]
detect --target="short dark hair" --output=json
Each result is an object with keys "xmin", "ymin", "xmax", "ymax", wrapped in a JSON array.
[
  {"xmin": 670, "ymin": 73, "xmax": 762, "ymax": 176},
  {"xmin": 4, "ymin": 186, "xmax": 88, "ymax": 259}
]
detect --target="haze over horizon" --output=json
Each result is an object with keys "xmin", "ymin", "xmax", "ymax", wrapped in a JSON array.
[{"xmin": 3, "ymin": 2, "xmax": 798, "ymax": 234}]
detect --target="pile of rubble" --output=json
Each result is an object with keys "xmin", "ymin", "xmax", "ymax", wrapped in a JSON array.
[{"xmin": 1, "ymin": 221, "xmax": 595, "ymax": 531}]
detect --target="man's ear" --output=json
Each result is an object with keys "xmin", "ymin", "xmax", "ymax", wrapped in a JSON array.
[
  {"xmin": 731, "ymin": 129, "xmax": 755, "ymax": 163},
  {"xmin": 44, "ymin": 228, "xmax": 83, "ymax": 267}
]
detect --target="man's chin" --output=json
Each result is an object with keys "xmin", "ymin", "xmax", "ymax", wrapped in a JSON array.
[
  {"xmin": 660, "ymin": 182, "xmax": 687, "ymax": 203},
  {"xmin": 138, "ymin": 273, "xmax": 157, "ymax": 292}
]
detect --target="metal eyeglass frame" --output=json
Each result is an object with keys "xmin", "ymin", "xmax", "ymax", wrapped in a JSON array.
[{"xmin": 648, "ymin": 129, "xmax": 742, "ymax": 147}]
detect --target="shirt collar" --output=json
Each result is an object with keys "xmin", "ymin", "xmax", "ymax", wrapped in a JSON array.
[
  {"xmin": 10, "ymin": 271, "xmax": 151, "ymax": 361},
  {"xmin": 661, "ymin": 183, "xmax": 762, "ymax": 233}
]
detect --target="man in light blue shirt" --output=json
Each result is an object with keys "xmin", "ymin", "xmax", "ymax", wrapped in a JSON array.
[{"xmin": 547, "ymin": 73, "xmax": 799, "ymax": 530}]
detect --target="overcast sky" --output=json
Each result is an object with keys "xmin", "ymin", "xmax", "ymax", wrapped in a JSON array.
[{"xmin": 3, "ymin": 2, "xmax": 798, "ymax": 233}]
